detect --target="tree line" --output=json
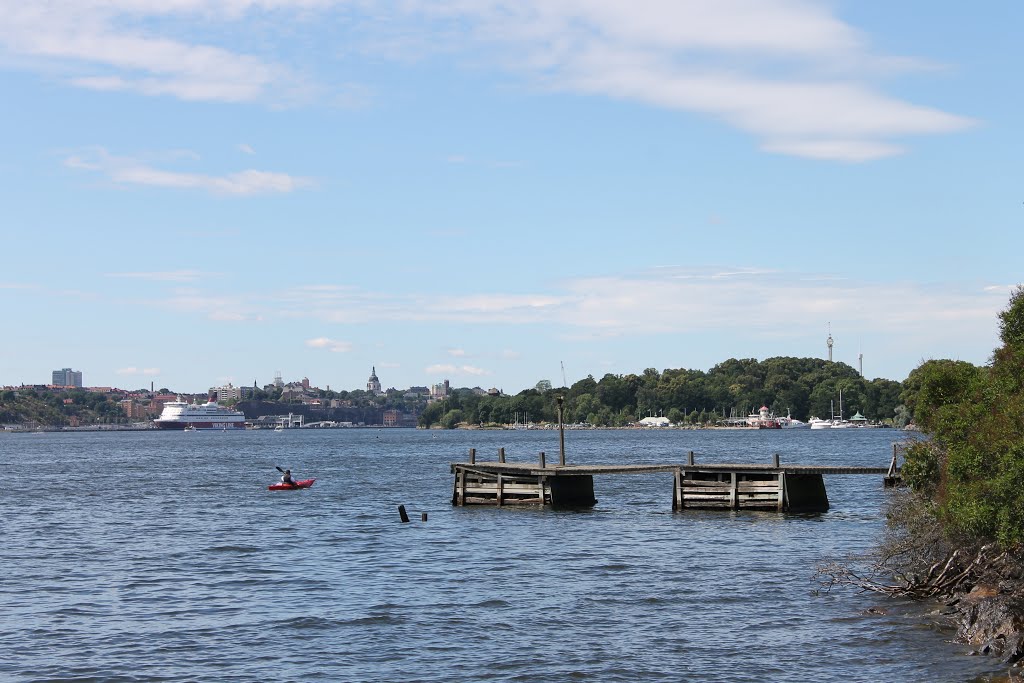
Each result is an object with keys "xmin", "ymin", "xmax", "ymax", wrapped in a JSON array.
[{"xmin": 419, "ymin": 356, "xmax": 906, "ymax": 429}]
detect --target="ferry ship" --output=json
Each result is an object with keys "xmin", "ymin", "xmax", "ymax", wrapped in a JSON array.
[{"xmin": 154, "ymin": 398, "xmax": 247, "ymax": 430}]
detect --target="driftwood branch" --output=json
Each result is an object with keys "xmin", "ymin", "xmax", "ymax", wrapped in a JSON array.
[{"xmin": 816, "ymin": 544, "xmax": 1006, "ymax": 599}]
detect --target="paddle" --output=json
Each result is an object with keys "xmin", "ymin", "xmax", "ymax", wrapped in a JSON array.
[{"xmin": 275, "ymin": 465, "xmax": 300, "ymax": 488}]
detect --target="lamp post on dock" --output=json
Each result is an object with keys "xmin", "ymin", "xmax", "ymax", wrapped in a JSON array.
[{"xmin": 557, "ymin": 396, "xmax": 566, "ymax": 466}]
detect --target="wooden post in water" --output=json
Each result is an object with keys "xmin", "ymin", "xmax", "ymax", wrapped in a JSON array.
[
  {"xmin": 557, "ymin": 396, "xmax": 566, "ymax": 466},
  {"xmin": 469, "ymin": 448, "xmax": 476, "ymax": 464},
  {"xmin": 539, "ymin": 451, "xmax": 546, "ymax": 468},
  {"xmin": 885, "ymin": 443, "xmax": 901, "ymax": 487},
  {"xmin": 673, "ymin": 468, "xmax": 683, "ymax": 510},
  {"xmin": 688, "ymin": 451, "xmax": 695, "ymax": 466},
  {"xmin": 773, "ymin": 453, "xmax": 780, "ymax": 468},
  {"xmin": 398, "ymin": 505, "xmax": 410, "ymax": 523},
  {"xmin": 498, "ymin": 447, "xmax": 505, "ymax": 463}
]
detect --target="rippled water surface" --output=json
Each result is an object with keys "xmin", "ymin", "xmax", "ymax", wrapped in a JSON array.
[{"xmin": 0, "ymin": 428, "xmax": 1004, "ymax": 682}]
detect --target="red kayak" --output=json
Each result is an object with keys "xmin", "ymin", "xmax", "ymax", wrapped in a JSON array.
[{"xmin": 268, "ymin": 478, "xmax": 316, "ymax": 491}]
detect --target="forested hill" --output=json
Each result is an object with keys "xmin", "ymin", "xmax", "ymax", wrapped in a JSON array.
[{"xmin": 420, "ymin": 356, "xmax": 907, "ymax": 428}]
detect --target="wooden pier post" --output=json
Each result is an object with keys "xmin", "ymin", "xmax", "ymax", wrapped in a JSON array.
[
  {"xmin": 884, "ymin": 445, "xmax": 902, "ymax": 487},
  {"xmin": 673, "ymin": 468, "xmax": 683, "ymax": 511},
  {"xmin": 773, "ymin": 453, "xmax": 780, "ymax": 468},
  {"xmin": 557, "ymin": 396, "xmax": 566, "ymax": 466},
  {"xmin": 688, "ymin": 450, "xmax": 695, "ymax": 466},
  {"xmin": 539, "ymin": 451, "xmax": 546, "ymax": 468},
  {"xmin": 498, "ymin": 447, "xmax": 505, "ymax": 463},
  {"xmin": 469, "ymin": 448, "xmax": 476, "ymax": 464}
]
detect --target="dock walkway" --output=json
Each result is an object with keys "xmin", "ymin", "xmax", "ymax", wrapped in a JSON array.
[{"xmin": 451, "ymin": 448, "xmax": 900, "ymax": 512}]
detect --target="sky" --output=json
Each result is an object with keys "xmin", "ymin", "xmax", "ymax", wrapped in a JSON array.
[{"xmin": 1, "ymin": 1, "xmax": 1020, "ymax": 394}]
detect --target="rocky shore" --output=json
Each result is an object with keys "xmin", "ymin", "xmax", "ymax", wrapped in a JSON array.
[{"xmin": 948, "ymin": 581, "xmax": 1024, "ymax": 664}]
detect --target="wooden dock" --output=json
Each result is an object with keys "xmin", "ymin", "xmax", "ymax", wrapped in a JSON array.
[{"xmin": 451, "ymin": 447, "xmax": 901, "ymax": 512}]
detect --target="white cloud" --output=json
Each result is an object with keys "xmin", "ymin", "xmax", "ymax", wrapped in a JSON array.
[
  {"xmin": 105, "ymin": 270, "xmax": 207, "ymax": 282},
  {"xmin": 400, "ymin": 0, "xmax": 976, "ymax": 160},
  {"xmin": 64, "ymin": 147, "xmax": 312, "ymax": 195},
  {"xmin": 148, "ymin": 270, "xmax": 1010, "ymax": 354},
  {"xmin": 116, "ymin": 367, "xmax": 161, "ymax": 376},
  {"xmin": 1, "ymin": 1, "xmax": 972, "ymax": 159},
  {"xmin": 0, "ymin": 1, "xmax": 306, "ymax": 104},
  {"xmin": 162, "ymin": 287, "xmax": 254, "ymax": 321},
  {"xmin": 306, "ymin": 337, "xmax": 353, "ymax": 353},
  {"xmin": 238, "ymin": 143, "xmax": 255, "ymax": 155},
  {"xmin": 425, "ymin": 363, "xmax": 490, "ymax": 376}
]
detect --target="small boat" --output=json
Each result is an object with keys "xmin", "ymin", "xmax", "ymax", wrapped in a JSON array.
[{"xmin": 268, "ymin": 478, "xmax": 316, "ymax": 491}]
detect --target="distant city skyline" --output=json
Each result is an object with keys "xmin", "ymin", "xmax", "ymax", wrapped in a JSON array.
[{"xmin": 1, "ymin": 2, "xmax": 1019, "ymax": 392}]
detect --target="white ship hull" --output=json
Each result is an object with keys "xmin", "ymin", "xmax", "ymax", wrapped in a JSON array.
[{"xmin": 155, "ymin": 399, "xmax": 246, "ymax": 430}]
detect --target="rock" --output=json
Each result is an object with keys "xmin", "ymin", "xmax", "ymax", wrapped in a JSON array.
[{"xmin": 953, "ymin": 584, "xmax": 1024, "ymax": 663}]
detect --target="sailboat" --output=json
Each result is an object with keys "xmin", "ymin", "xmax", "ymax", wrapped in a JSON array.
[
  {"xmin": 810, "ymin": 392, "xmax": 853, "ymax": 429},
  {"xmin": 831, "ymin": 390, "xmax": 853, "ymax": 428}
]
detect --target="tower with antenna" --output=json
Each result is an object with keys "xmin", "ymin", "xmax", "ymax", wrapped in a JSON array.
[
  {"xmin": 858, "ymin": 345, "xmax": 864, "ymax": 377},
  {"xmin": 826, "ymin": 323, "xmax": 834, "ymax": 362}
]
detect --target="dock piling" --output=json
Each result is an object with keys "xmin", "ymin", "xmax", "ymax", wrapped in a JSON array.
[{"xmin": 557, "ymin": 396, "xmax": 566, "ymax": 466}]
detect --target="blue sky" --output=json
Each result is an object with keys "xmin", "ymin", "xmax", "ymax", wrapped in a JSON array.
[{"xmin": 1, "ymin": 1, "xmax": 1020, "ymax": 393}]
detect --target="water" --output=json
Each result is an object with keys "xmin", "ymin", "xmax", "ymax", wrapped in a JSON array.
[{"xmin": 0, "ymin": 428, "xmax": 1004, "ymax": 682}]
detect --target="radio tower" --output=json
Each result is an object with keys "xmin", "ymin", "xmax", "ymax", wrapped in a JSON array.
[{"xmin": 826, "ymin": 323, "xmax": 834, "ymax": 362}]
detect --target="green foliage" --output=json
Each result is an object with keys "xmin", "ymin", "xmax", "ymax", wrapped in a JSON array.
[
  {"xmin": 899, "ymin": 440, "xmax": 944, "ymax": 494},
  {"xmin": 0, "ymin": 388, "xmax": 132, "ymax": 426},
  {"xmin": 904, "ymin": 289, "xmax": 1024, "ymax": 547},
  {"xmin": 998, "ymin": 285, "xmax": 1024, "ymax": 350},
  {"xmin": 440, "ymin": 409, "xmax": 465, "ymax": 430}
]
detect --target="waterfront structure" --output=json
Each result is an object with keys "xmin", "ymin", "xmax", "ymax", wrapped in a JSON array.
[
  {"xmin": 451, "ymin": 449, "xmax": 899, "ymax": 511},
  {"xmin": 52, "ymin": 368, "xmax": 83, "ymax": 388}
]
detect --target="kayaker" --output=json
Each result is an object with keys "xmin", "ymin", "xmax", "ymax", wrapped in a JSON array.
[{"xmin": 280, "ymin": 469, "xmax": 295, "ymax": 485}]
